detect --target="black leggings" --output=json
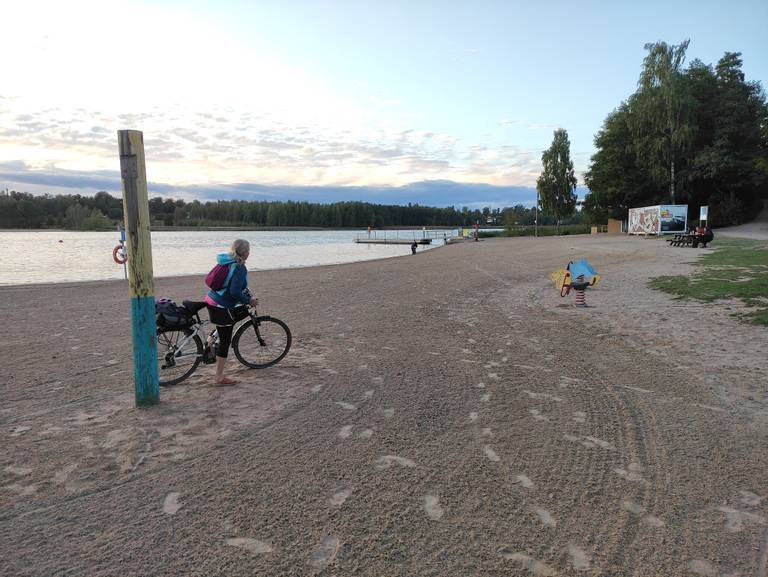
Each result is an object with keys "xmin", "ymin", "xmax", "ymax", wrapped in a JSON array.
[
  {"xmin": 206, "ymin": 304, "xmax": 249, "ymax": 358},
  {"xmin": 216, "ymin": 325, "xmax": 233, "ymax": 358}
]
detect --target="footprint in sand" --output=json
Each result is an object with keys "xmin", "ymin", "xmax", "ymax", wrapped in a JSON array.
[
  {"xmin": 424, "ymin": 495, "xmax": 444, "ymax": 520},
  {"xmin": 335, "ymin": 402, "xmax": 356, "ymax": 411},
  {"xmin": 481, "ymin": 427, "xmax": 492, "ymax": 437},
  {"xmin": 357, "ymin": 364, "xmax": 369, "ymax": 370},
  {"xmin": 614, "ymin": 462, "xmax": 645, "ymax": 483},
  {"xmin": 371, "ymin": 376, "xmax": 384, "ymax": 385},
  {"xmin": 308, "ymin": 536, "xmax": 339, "ymax": 568},
  {"xmin": 375, "ymin": 455, "xmax": 416, "ymax": 470},
  {"xmin": 581, "ymin": 436, "xmax": 613, "ymax": 450},
  {"xmin": 572, "ymin": 411, "xmax": 586, "ymax": 423},
  {"xmin": 499, "ymin": 551, "xmax": 557, "ymax": 576},
  {"xmin": 382, "ymin": 408, "xmax": 395, "ymax": 418},
  {"xmin": 480, "ymin": 393, "xmax": 491, "ymax": 402},
  {"xmin": 487, "ymin": 372, "xmax": 500, "ymax": 380},
  {"xmin": 311, "ymin": 384, "xmax": 323, "ymax": 393},
  {"xmin": 3, "ymin": 483, "xmax": 37, "ymax": 496},
  {"xmin": 329, "ymin": 487, "xmax": 352, "ymax": 507},
  {"xmin": 163, "ymin": 492, "xmax": 182, "ymax": 515},
  {"xmin": 529, "ymin": 409, "xmax": 549, "ymax": 422},
  {"xmin": 567, "ymin": 544, "xmax": 590, "ymax": 570},
  {"xmin": 361, "ymin": 390, "xmax": 374, "ymax": 400},
  {"xmin": 54, "ymin": 463, "xmax": 78, "ymax": 486},
  {"xmin": 483, "ymin": 445, "xmax": 500, "ymax": 462},
  {"xmin": 358, "ymin": 429, "xmax": 374, "ymax": 439},
  {"xmin": 5, "ymin": 465, "xmax": 32, "ymax": 476},
  {"xmin": 226, "ymin": 538, "xmax": 273, "ymax": 554},
  {"xmin": 9, "ymin": 426, "xmax": 31, "ymax": 437},
  {"xmin": 740, "ymin": 490, "xmax": 764, "ymax": 507},
  {"xmin": 469, "ymin": 412, "xmax": 478, "ymax": 422},
  {"xmin": 716, "ymin": 506, "xmax": 765, "ymax": 532},
  {"xmin": 533, "ymin": 507, "xmax": 556, "ymax": 528},
  {"xmin": 516, "ymin": 474, "xmax": 535, "ymax": 489},
  {"xmin": 621, "ymin": 500, "xmax": 665, "ymax": 527},
  {"xmin": 476, "ymin": 382, "xmax": 486, "ymax": 389},
  {"xmin": 617, "ymin": 384, "xmax": 651, "ymax": 394},
  {"xmin": 523, "ymin": 390, "xmax": 564, "ymax": 402},
  {"xmin": 339, "ymin": 425, "xmax": 353, "ymax": 439},
  {"xmin": 687, "ymin": 560, "xmax": 718, "ymax": 576}
]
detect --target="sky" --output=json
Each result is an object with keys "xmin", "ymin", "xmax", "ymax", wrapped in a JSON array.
[{"xmin": 1, "ymin": 0, "xmax": 766, "ymax": 209}]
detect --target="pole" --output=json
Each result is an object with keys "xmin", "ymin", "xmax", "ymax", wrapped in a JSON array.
[
  {"xmin": 117, "ymin": 130, "xmax": 159, "ymax": 406},
  {"xmin": 535, "ymin": 190, "xmax": 539, "ymax": 237}
]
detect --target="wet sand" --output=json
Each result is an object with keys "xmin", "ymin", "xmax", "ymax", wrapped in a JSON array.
[{"xmin": 1, "ymin": 234, "xmax": 767, "ymax": 576}]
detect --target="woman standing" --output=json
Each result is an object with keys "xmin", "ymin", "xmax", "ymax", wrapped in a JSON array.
[{"xmin": 205, "ymin": 239, "xmax": 258, "ymax": 385}]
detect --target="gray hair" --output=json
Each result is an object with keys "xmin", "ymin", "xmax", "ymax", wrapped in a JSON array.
[{"xmin": 229, "ymin": 239, "xmax": 250, "ymax": 264}]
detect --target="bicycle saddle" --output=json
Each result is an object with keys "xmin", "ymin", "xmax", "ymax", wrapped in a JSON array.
[{"xmin": 182, "ymin": 300, "xmax": 207, "ymax": 314}]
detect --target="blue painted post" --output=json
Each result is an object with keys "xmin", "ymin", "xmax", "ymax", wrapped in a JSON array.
[{"xmin": 118, "ymin": 130, "xmax": 159, "ymax": 406}]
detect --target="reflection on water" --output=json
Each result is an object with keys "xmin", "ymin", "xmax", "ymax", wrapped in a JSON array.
[{"xmin": 0, "ymin": 230, "xmax": 448, "ymax": 286}]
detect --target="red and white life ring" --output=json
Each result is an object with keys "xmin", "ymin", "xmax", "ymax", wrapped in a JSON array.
[{"xmin": 113, "ymin": 244, "xmax": 127, "ymax": 264}]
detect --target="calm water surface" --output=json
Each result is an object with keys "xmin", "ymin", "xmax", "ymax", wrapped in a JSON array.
[{"xmin": 0, "ymin": 229, "xmax": 450, "ymax": 286}]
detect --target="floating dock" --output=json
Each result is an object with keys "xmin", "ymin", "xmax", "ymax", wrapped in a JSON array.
[{"xmin": 355, "ymin": 238, "xmax": 432, "ymax": 245}]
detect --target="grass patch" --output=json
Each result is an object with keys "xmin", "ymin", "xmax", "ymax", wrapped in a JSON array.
[{"xmin": 649, "ymin": 238, "xmax": 768, "ymax": 326}]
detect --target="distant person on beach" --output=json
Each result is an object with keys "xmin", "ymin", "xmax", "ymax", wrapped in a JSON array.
[
  {"xmin": 411, "ymin": 241, "xmax": 417, "ymax": 255},
  {"xmin": 205, "ymin": 239, "xmax": 258, "ymax": 386}
]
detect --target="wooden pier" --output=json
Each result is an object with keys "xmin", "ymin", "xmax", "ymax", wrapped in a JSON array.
[{"xmin": 355, "ymin": 238, "xmax": 432, "ymax": 245}]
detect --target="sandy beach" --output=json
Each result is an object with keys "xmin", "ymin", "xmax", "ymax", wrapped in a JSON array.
[{"xmin": 1, "ymin": 234, "xmax": 767, "ymax": 576}]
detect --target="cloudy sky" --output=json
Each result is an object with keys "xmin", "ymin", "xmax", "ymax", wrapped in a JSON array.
[{"xmin": 1, "ymin": 0, "xmax": 766, "ymax": 208}]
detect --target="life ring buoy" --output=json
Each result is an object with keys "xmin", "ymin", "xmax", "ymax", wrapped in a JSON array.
[{"xmin": 113, "ymin": 244, "xmax": 127, "ymax": 265}]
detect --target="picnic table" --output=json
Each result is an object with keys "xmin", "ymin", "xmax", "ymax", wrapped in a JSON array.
[{"xmin": 667, "ymin": 232, "xmax": 713, "ymax": 248}]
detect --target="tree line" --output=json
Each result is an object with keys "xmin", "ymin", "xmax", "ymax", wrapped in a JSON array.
[
  {"xmin": 0, "ymin": 189, "xmax": 574, "ymax": 230},
  {"xmin": 582, "ymin": 43, "xmax": 767, "ymax": 226}
]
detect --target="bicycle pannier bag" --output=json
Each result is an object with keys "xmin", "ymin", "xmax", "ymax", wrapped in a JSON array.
[{"xmin": 155, "ymin": 298, "xmax": 195, "ymax": 329}]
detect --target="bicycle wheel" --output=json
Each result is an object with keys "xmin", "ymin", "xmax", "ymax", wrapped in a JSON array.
[
  {"xmin": 157, "ymin": 327, "xmax": 203, "ymax": 386},
  {"xmin": 233, "ymin": 316, "xmax": 292, "ymax": 369}
]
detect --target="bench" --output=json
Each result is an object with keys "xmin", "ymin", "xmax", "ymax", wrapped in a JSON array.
[{"xmin": 667, "ymin": 233, "xmax": 712, "ymax": 248}]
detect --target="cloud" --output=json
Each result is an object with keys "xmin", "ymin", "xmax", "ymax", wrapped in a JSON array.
[{"xmin": 0, "ymin": 160, "xmax": 543, "ymax": 208}]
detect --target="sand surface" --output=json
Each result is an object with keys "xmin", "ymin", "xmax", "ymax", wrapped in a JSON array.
[{"xmin": 1, "ymin": 234, "xmax": 767, "ymax": 576}]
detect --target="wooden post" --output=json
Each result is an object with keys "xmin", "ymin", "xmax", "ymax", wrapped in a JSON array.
[{"xmin": 118, "ymin": 130, "xmax": 159, "ymax": 406}]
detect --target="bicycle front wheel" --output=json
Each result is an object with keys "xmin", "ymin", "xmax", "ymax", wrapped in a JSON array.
[
  {"xmin": 233, "ymin": 316, "xmax": 292, "ymax": 369},
  {"xmin": 157, "ymin": 327, "xmax": 203, "ymax": 386}
]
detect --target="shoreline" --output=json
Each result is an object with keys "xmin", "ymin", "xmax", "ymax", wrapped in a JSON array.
[{"xmin": 0, "ymin": 241, "xmax": 450, "ymax": 290}]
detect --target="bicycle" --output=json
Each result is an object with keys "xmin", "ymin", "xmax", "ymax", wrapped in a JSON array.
[{"xmin": 156, "ymin": 300, "xmax": 291, "ymax": 386}]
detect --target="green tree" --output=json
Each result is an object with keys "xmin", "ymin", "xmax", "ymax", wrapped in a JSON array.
[
  {"xmin": 632, "ymin": 40, "xmax": 693, "ymax": 204},
  {"xmin": 81, "ymin": 208, "xmax": 112, "ymax": 230},
  {"xmin": 537, "ymin": 128, "xmax": 578, "ymax": 234},
  {"xmin": 65, "ymin": 203, "xmax": 88, "ymax": 229}
]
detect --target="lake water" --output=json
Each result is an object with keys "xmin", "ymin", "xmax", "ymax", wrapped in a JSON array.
[{"xmin": 0, "ymin": 229, "xmax": 455, "ymax": 286}]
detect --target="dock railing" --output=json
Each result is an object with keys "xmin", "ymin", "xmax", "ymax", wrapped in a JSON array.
[{"xmin": 354, "ymin": 228, "xmax": 460, "ymax": 244}]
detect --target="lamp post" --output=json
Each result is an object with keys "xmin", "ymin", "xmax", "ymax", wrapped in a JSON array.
[{"xmin": 535, "ymin": 189, "xmax": 539, "ymax": 237}]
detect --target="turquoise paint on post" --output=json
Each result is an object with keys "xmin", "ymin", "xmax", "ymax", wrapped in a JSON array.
[{"xmin": 131, "ymin": 295, "xmax": 159, "ymax": 405}]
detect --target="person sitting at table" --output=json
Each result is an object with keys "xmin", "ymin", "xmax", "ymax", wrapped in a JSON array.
[{"xmin": 693, "ymin": 226, "xmax": 714, "ymax": 248}]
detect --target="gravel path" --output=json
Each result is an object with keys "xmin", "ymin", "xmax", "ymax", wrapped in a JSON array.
[{"xmin": 1, "ymin": 234, "xmax": 766, "ymax": 576}]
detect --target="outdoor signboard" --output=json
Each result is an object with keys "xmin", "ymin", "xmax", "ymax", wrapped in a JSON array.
[
  {"xmin": 700, "ymin": 205, "xmax": 708, "ymax": 222},
  {"xmin": 628, "ymin": 205, "xmax": 688, "ymax": 235}
]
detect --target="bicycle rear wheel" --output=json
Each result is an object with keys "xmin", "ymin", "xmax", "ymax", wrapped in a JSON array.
[
  {"xmin": 233, "ymin": 316, "xmax": 291, "ymax": 369},
  {"xmin": 157, "ymin": 327, "xmax": 203, "ymax": 386}
]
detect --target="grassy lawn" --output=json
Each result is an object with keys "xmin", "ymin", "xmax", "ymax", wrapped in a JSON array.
[{"xmin": 649, "ymin": 238, "xmax": 768, "ymax": 326}]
